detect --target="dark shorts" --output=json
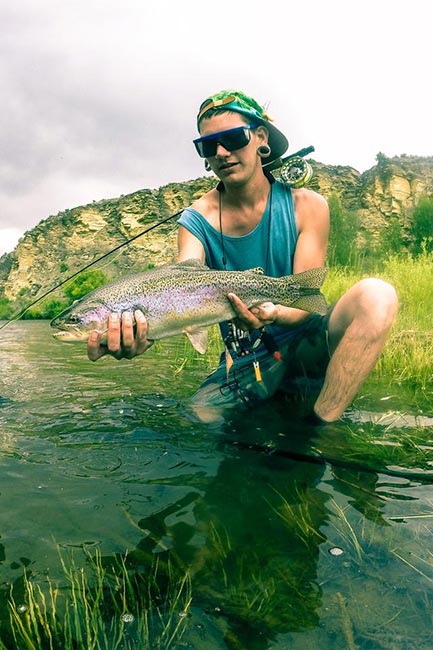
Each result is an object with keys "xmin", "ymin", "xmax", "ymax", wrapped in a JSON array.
[{"xmin": 189, "ymin": 311, "xmax": 332, "ymax": 420}]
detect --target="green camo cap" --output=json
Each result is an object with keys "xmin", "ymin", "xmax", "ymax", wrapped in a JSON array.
[{"xmin": 197, "ymin": 89, "xmax": 289, "ymax": 163}]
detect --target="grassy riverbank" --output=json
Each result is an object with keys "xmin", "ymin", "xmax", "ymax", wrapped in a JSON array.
[
  {"xmin": 179, "ymin": 250, "xmax": 433, "ymax": 398},
  {"xmin": 324, "ymin": 251, "xmax": 433, "ymax": 393}
]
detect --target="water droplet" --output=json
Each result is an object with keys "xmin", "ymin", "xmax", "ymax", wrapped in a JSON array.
[
  {"xmin": 17, "ymin": 604, "xmax": 28, "ymax": 614},
  {"xmin": 178, "ymin": 611, "xmax": 188, "ymax": 618},
  {"xmin": 121, "ymin": 612, "xmax": 134, "ymax": 623}
]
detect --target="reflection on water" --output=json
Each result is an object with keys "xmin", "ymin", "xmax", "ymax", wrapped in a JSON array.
[{"xmin": 0, "ymin": 321, "xmax": 433, "ymax": 648}]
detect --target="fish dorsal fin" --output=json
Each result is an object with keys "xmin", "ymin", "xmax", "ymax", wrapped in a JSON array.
[
  {"xmin": 176, "ymin": 258, "xmax": 210, "ymax": 270},
  {"xmin": 184, "ymin": 326, "xmax": 209, "ymax": 354}
]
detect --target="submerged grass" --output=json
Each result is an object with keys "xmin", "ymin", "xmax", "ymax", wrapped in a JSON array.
[
  {"xmin": 4, "ymin": 252, "xmax": 431, "ymax": 649},
  {"xmin": 267, "ymin": 485, "xmax": 327, "ymax": 549},
  {"xmin": 2, "ymin": 548, "xmax": 191, "ymax": 650}
]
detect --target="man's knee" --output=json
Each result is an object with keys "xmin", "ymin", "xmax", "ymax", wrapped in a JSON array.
[
  {"xmin": 328, "ymin": 278, "xmax": 398, "ymax": 349},
  {"xmin": 355, "ymin": 278, "xmax": 398, "ymax": 330}
]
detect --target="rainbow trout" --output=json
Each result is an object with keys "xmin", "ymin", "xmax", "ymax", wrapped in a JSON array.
[{"xmin": 50, "ymin": 259, "xmax": 328, "ymax": 353}]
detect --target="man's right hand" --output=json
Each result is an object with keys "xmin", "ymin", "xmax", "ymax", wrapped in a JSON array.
[{"xmin": 87, "ymin": 310, "xmax": 153, "ymax": 361}]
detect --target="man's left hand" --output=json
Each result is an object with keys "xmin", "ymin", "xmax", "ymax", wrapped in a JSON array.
[{"xmin": 227, "ymin": 293, "xmax": 279, "ymax": 330}]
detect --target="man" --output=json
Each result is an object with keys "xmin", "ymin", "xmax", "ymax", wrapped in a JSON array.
[{"xmin": 87, "ymin": 90, "xmax": 398, "ymax": 423}]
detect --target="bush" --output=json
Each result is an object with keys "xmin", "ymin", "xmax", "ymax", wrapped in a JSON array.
[
  {"xmin": 327, "ymin": 193, "xmax": 360, "ymax": 267},
  {"xmin": 410, "ymin": 196, "xmax": 433, "ymax": 255},
  {"xmin": 23, "ymin": 298, "xmax": 70, "ymax": 320},
  {"xmin": 0, "ymin": 297, "xmax": 13, "ymax": 319},
  {"xmin": 63, "ymin": 269, "xmax": 108, "ymax": 302},
  {"xmin": 380, "ymin": 214, "xmax": 406, "ymax": 256}
]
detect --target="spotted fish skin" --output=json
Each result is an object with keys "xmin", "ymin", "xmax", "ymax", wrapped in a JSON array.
[{"xmin": 50, "ymin": 259, "xmax": 328, "ymax": 353}]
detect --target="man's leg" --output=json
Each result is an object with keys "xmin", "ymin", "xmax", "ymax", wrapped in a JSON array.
[{"xmin": 313, "ymin": 278, "xmax": 398, "ymax": 422}]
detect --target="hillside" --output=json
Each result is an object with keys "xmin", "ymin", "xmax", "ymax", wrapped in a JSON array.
[{"xmin": 1, "ymin": 154, "xmax": 433, "ymax": 311}]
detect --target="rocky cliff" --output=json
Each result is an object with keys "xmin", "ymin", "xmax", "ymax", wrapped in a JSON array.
[{"xmin": 1, "ymin": 154, "xmax": 433, "ymax": 309}]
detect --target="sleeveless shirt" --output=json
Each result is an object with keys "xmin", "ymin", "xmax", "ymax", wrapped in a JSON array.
[
  {"xmin": 177, "ymin": 180, "xmax": 300, "ymax": 347},
  {"xmin": 177, "ymin": 180, "xmax": 298, "ymax": 276}
]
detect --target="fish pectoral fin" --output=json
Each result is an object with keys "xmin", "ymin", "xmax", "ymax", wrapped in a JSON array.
[
  {"xmin": 245, "ymin": 266, "xmax": 264, "ymax": 275},
  {"xmin": 184, "ymin": 326, "xmax": 209, "ymax": 354}
]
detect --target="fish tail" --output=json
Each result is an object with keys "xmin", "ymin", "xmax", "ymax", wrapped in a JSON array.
[
  {"xmin": 291, "ymin": 293, "xmax": 328, "ymax": 315},
  {"xmin": 278, "ymin": 267, "xmax": 328, "ymax": 314},
  {"xmin": 291, "ymin": 267, "xmax": 327, "ymax": 289}
]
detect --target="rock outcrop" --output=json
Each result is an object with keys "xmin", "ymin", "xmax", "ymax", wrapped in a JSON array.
[{"xmin": 1, "ymin": 154, "xmax": 432, "ymax": 310}]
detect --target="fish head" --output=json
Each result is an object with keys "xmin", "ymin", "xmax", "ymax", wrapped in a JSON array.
[{"xmin": 50, "ymin": 298, "xmax": 112, "ymax": 342}]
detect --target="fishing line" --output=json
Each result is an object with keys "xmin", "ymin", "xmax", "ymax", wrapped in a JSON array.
[
  {"xmin": 226, "ymin": 437, "xmax": 433, "ymax": 483},
  {"xmin": 0, "ymin": 145, "xmax": 315, "ymax": 330},
  {"xmin": 0, "ymin": 209, "xmax": 183, "ymax": 330}
]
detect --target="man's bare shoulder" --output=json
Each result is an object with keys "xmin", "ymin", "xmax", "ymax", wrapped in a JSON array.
[
  {"xmin": 292, "ymin": 187, "xmax": 329, "ymax": 231},
  {"xmin": 292, "ymin": 187, "xmax": 328, "ymax": 210},
  {"xmin": 191, "ymin": 188, "xmax": 219, "ymax": 214}
]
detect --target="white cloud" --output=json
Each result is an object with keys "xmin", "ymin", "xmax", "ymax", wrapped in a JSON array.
[{"xmin": 1, "ymin": 0, "xmax": 432, "ymax": 250}]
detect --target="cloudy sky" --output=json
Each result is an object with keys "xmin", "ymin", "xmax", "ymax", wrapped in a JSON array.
[{"xmin": 1, "ymin": 0, "xmax": 431, "ymax": 256}]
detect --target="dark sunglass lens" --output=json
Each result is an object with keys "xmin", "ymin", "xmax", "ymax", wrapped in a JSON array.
[
  {"xmin": 201, "ymin": 140, "xmax": 218, "ymax": 158},
  {"xmin": 194, "ymin": 127, "xmax": 252, "ymax": 158},
  {"xmin": 219, "ymin": 128, "xmax": 249, "ymax": 152},
  {"xmin": 194, "ymin": 140, "xmax": 213, "ymax": 158}
]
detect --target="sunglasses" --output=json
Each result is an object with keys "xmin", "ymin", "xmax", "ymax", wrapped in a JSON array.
[{"xmin": 193, "ymin": 125, "xmax": 257, "ymax": 158}]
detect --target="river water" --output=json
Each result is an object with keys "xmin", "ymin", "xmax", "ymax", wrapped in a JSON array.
[{"xmin": 1, "ymin": 321, "xmax": 433, "ymax": 649}]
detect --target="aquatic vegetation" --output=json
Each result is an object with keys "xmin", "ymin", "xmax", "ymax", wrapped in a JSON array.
[
  {"xmin": 326, "ymin": 499, "xmax": 364, "ymax": 561},
  {"xmin": 267, "ymin": 485, "xmax": 327, "ymax": 549},
  {"xmin": 316, "ymin": 415, "xmax": 433, "ymax": 480},
  {"xmin": 1, "ymin": 252, "xmax": 433, "ymax": 650},
  {"xmin": 3, "ymin": 549, "xmax": 191, "ymax": 650}
]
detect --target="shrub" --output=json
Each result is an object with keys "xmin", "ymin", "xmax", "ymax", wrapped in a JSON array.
[
  {"xmin": 327, "ymin": 193, "xmax": 360, "ymax": 267},
  {"xmin": 63, "ymin": 269, "xmax": 108, "ymax": 302},
  {"xmin": 409, "ymin": 196, "xmax": 433, "ymax": 255},
  {"xmin": 0, "ymin": 297, "xmax": 13, "ymax": 319}
]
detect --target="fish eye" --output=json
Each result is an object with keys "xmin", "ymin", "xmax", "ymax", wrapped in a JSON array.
[{"xmin": 67, "ymin": 315, "xmax": 81, "ymax": 324}]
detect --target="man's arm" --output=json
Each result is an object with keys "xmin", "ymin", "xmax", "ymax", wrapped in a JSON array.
[
  {"xmin": 292, "ymin": 188, "xmax": 329, "ymax": 273},
  {"xmin": 177, "ymin": 225, "xmax": 206, "ymax": 263}
]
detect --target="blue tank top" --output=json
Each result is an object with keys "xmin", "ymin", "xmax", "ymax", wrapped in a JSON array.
[
  {"xmin": 177, "ymin": 180, "xmax": 300, "ymax": 349},
  {"xmin": 177, "ymin": 180, "xmax": 298, "ymax": 277}
]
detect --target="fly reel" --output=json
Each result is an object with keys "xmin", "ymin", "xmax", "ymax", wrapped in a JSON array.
[
  {"xmin": 265, "ymin": 145, "xmax": 315, "ymax": 188},
  {"xmin": 279, "ymin": 156, "xmax": 314, "ymax": 188}
]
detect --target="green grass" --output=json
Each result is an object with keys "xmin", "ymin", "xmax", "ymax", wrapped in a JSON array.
[
  {"xmin": 323, "ymin": 251, "xmax": 433, "ymax": 391},
  {"xmin": 2, "ymin": 549, "xmax": 191, "ymax": 650},
  {"xmin": 175, "ymin": 250, "xmax": 433, "ymax": 394},
  {"xmin": 324, "ymin": 250, "xmax": 433, "ymax": 332}
]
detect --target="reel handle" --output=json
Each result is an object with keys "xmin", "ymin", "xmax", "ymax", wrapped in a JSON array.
[{"xmin": 264, "ymin": 145, "xmax": 315, "ymax": 172}]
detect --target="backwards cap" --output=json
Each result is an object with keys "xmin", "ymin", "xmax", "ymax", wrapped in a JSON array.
[{"xmin": 197, "ymin": 89, "xmax": 289, "ymax": 163}]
